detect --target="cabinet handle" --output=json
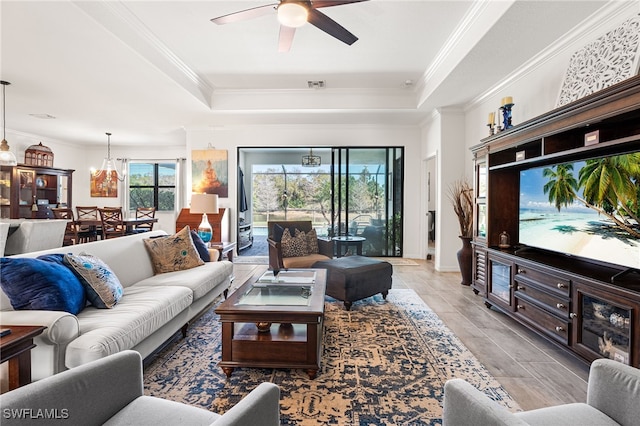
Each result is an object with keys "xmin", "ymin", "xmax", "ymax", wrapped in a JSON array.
[
  {"xmin": 556, "ymin": 303, "xmax": 566, "ymax": 309},
  {"xmin": 555, "ymin": 326, "xmax": 565, "ymax": 333},
  {"xmin": 557, "ymin": 283, "xmax": 567, "ymax": 289},
  {"xmin": 517, "ymin": 304, "xmax": 525, "ymax": 310},
  {"xmin": 570, "ymin": 312, "xmax": 577, "ymax": 319},
  {"xmin": 517, "ymin": 269, "xmax": 525, "ymax": 274}
]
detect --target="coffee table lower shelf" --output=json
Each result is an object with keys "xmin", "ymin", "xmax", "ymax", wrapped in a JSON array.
[{"xmin": 219, "ymin": 321, "xmax": 323, "ymax": 379}]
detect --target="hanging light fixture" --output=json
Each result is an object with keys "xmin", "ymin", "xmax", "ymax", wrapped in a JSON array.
[
  {"xmin": 94, "ymin": 132, "xmax": 125, "ymax": 181},
  {"xmin": 277, "ymin": 2, "xmax": 308, "ymax": 28},
  {"xmin": 0, "ymin": 80, "xmax": 18, "ymax": 166},
  {"xmin": 302, "ymin": 148, "xmax": 321, "ymax": 167}
]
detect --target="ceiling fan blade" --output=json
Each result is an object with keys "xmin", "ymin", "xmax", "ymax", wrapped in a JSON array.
[
  {"xmin": 307, "ymin": 9, "xmax": 358, "ymax": 45},
  {"xmin": 211, "ymin": 4, "xmax": 277, "ymax": 25},
  {"xmin": 278, "ymin": 25, "xmax": 296, "ymax": 52},
  {"xmin": 311, "ymin": 0, "xmax": 369, "ymax": 9}
]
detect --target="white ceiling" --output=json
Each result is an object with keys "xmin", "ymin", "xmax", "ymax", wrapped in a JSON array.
[{"xmin": 0, "ymin": 0, "xmax": 609, "ymax": 147}]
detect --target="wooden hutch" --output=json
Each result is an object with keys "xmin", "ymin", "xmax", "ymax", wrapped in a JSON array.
[
  {"xmin": 471, "ymin": 76, "xmax": 640, "ymax": 367},
  {"xmin": 0, "ymin": 164, "xmax": 74, "ymax": 219}
]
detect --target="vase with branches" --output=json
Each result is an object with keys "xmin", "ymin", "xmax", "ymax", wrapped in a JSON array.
[
  {"xmin": 448, "ymin": 178, "xmax": 473, "ymax": 238},
  {"xmin": 448, "ymin": 178, "xmax": 474, "ymax": 285}
]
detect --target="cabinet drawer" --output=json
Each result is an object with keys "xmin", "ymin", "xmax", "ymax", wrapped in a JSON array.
[
  {"xmin": 515, "ymin": 299, "xmax": 569, "ymax": 345},
  {"xmin": 515, "ymin": 264, "xmax": 570, "ymax": 296},
  {"xmin": 515, "ymin": 283, "xmax": 570, "ymax": 319}
]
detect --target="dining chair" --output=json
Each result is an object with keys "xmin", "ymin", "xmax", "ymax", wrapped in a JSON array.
[
  {"xmin": 98, "ymin": 207, "xmax": 126, "ymax": 239},
  {"xmin": 134, "ymin": 206, "xmax": 156, "ymax": 233},
  {"xmin": 51, "ymin": 207, "xmax": 79, "ymax": 246},
  {"xmin": 75, "ymin": 206, "xmax": 100, "ymax": 241}
]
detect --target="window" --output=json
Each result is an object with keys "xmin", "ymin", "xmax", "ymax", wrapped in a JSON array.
[{"xmin": 128, "ymin": 162, "xmax": 176, "ymax": 211}]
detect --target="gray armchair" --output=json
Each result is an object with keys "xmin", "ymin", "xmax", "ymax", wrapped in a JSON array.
[
  {"xmin": 0, "ymin": 350, "xmax": 280, "ymax": 426},
  {"xmin": 443, "ymin": 358, "xmax": 640, "ymax": 426}
]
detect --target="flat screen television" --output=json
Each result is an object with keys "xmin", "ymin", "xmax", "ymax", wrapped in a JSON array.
[{"xmin": 519, "ymin": 152, "xmax": 640, "ymax": 270}]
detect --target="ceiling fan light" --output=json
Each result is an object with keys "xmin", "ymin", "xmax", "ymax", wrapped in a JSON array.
[{"xmin": 278, "ymin": 3, "xmax": 308, "ymax": 28}]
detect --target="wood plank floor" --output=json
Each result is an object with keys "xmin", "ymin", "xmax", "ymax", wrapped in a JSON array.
[{"xmin": 232, "ymin": 258, "xmax": 590, "ymax": 411}]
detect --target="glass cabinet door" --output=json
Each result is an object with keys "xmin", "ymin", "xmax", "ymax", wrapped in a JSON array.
[
  {"xmin": 487, "ymin": 254, "xmax": 513, "ymax": 309},
  {"xmin": 0, "ymin": 168, "xmax": 10, "ymax": 218},
  {"xmin": 18, "ymin": 169, "xmax": 36, "ymax": 218},
  {"xmin": 573, "ymin": 284, "xmax": 634, "ymax": 365}
]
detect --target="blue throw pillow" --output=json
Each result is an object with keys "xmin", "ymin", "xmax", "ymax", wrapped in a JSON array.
[
  {"xmin": 63, "ymin": 253, "xmax": 123, "ymax": 309},
  {"xmin": 0, "ymin": 255, "xmax": 86, "ymax": 315},
  {"xmin": 190, "ymin": 230, "xmax": 211, "ymax": 262}
]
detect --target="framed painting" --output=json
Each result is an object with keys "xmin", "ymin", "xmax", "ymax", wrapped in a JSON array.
[
  {"xmin": 90, "ymin": 170, "xmax": 118, "ymax": 197},
  {"xmin": 192, "ymin": 149, "xmax": 228, "ymax": 197}
]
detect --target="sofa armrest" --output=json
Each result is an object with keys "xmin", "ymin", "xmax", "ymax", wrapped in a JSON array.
[
  {"xmin": 213, "ymin": 382, "xmax": 280, "ymax": 426},
  {"xmin": 443, "ymin": 379, "xmax": 527, "ymax": 426},
  {"xmin": 0, "ymin": 310, "xmax": 79, "ymax": 345},
  {"xmin": 0, "ymin": 350, "xmax": 144, "ymax": 426},
  {"xmin": 586, "ymin": 358, "xmax": 640, "ymax": 426},
  {"xmin": 317, "ymin": 237, "xmax": 333, "ymax": 258}
]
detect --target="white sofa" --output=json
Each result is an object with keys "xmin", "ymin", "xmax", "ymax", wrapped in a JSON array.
[
  {"xmin": 3, "ymin": 219, "xmax": 68, "ymax": 255},
  {"xmin": 0, "ymin": 230, "xmax": 233, "ymax": 380}
]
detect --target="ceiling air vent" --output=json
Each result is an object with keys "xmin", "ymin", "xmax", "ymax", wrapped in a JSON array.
[{"xmin": 307, "ymin": 80, "xmax": 326, "ymax": 89}]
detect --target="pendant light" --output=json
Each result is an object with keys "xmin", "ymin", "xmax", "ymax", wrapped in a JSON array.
[
  {"xmin": 94, "ymin": 132, "xmax": 125, "ymax": 181},
  {"xmin": 0, "ymin": 81, "xmax": 18, "ymax": 166}
]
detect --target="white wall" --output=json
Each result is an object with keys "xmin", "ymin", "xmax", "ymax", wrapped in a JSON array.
[{"xmin": 185, "ymin": 124, "xmax": 424, "ymax": 258}]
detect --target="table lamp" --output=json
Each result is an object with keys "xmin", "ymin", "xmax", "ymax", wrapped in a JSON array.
[{"xmin": 190, "ymin": 193, "xmax": 219, "ymax": 243}]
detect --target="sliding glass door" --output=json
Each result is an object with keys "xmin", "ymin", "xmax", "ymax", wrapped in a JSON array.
[{"xmin": 331, "ymin": 147, "xmax": 404, "ymax": 257}]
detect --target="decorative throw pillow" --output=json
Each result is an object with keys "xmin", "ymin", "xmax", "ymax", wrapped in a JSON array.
[
  {"xmin": 190, "ymin": 230, "xmax": 211, "ymax": 262},
  {"xmin": 0, "ymin": 255, "xmax": 86, "ymax": 315},
  {"xmin": 281, "ymin": 227, "xmax": 308, "ymax": 258},
  {"xmin": 64, "ymin": 253, "xmax": 123, "ymax": 309},
  {"xmin": 143, "ymin": 226, "xmax": 204, "ymax": 274},
  {"xmin": 306, "ymin": 228, "xmax": 319, "ymax": 254}
]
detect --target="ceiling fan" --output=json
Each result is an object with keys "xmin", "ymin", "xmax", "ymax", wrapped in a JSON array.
[{"xmin": 210, "ymin": 0, "xmax": 368, "ymax": 52}]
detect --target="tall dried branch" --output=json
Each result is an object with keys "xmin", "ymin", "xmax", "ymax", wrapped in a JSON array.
[{"xmin": 448, "ymin": 178, "xmax": 474, "ymax": 238}]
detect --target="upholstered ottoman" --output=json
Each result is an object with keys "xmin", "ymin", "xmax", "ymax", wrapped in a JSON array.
[{"xmin": 312, "ymin": 256, "xmax": 393, "ymax": 310}]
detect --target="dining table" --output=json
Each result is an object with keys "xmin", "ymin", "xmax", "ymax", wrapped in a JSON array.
[{"xmin": 76, "ymin": 217, "xmax": 158, "ymax": 234}]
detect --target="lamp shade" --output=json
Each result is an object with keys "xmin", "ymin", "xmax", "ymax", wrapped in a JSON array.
[
  {"xmin": 277, "ymin": 3, "xmax": 308, "ymax": 28},
  {"xmin": 190, "ymin": 193, "xmax": 219, "ymax": 214}
]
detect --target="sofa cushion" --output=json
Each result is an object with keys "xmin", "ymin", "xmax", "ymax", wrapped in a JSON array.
[
  {"xmin": 190, "ymin": 230, "xmax": 211, "ymax": 262},
  {"xmin": 64, "ymin": 253, "xmax": 124, "ymax": 309},
  {"xmin": 282, "ymin": 253, "xmax": 331, "ymax": 269},
  {"xmin": 515, "ymin": 403, "xmax": 619, "ymax": 426},
  {"xmin": 143, "ymin": 226, "xmax": 204, "ymax": 274},
  {"xmin": 0, "ymin": 255, "xmax": 86, "ymax": 315},
  {"xmin": 281, "ymin": 228, "xmax": 308, "ymax": 258},
  {"xmin": 65, "ymin": 285, "xmax": 193, "ymax": 368},
  {"xmin": 134, "ymin": 261, "xmax": 234, "ymax": 301}
]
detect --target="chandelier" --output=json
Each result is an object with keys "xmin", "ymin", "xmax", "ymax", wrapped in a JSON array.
[
  {"xmin": 94, "ymin": 132, "xmax": 125, "ymax": 181},
  {"xmin": 302, "ymin": 148, "xmax": 321, "ymax": 167}
]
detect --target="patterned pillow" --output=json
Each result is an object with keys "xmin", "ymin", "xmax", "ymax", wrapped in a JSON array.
[
  {"xmin": 64, "ymin": 253, "xmax": 123, "ymax": 309},
  {"xmin": 143, "ymin": 226, "xmax": 204, "ymax": 274},
  {"xmin": 281, "ymin": 228, "xmax": 308, "ymax": 258},
  {"xmin": 0, "ymin": 255, "xmax": 86, "ymax": 315},
  {"xmin": 306, "ymin": 228, "xmax": 319, "ymax": 254}
]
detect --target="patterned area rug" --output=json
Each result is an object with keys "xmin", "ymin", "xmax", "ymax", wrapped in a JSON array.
[{"xmin": 144, "ymin": 289, "xmax": 519, "ymax": 425}]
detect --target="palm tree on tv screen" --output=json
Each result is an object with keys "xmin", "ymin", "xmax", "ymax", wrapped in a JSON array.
[{"xmin": 542, "ymin": 153, "xmax": 640, "ymax": 238}]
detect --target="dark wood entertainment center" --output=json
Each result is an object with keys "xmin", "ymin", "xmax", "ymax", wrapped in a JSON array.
[{"xmin": 471, "ymin": 75, "xmax": 640, "ymax": 368}]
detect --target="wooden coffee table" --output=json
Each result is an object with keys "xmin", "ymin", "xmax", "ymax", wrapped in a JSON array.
[{"xmin": 215, "ymin": 269, "xmax": 326, "ymax": 379}]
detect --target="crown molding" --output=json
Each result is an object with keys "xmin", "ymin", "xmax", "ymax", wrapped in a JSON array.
[
  {"xmin": 72, "ymin": 0, "xmax": 214, "ymax": 108},
  {"xmin": 468, "ymin": 1, "xmax": 638, "ymax": 110}
]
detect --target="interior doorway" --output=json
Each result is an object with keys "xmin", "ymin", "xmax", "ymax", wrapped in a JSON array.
[{"xmin": 425, "ymin": 155, "xmax": 437, "ymax": 261}]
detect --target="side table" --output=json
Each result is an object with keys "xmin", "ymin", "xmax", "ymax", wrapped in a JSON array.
[
  {"xmin": 332, "ymin": 236, "xmax": 366, "ymax": 257},
  {"xmin": 210, "ymin": 241, "xmax": 237, "ymax": 262},
  {"xmin": 0, "ymin": 325, "xmax": 46, "ymax": 391}
]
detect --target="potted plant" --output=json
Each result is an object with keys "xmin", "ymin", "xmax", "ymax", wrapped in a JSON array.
[{"xmin": 448, "ymin": 178, "xmax": 473, "ymax": 285}]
